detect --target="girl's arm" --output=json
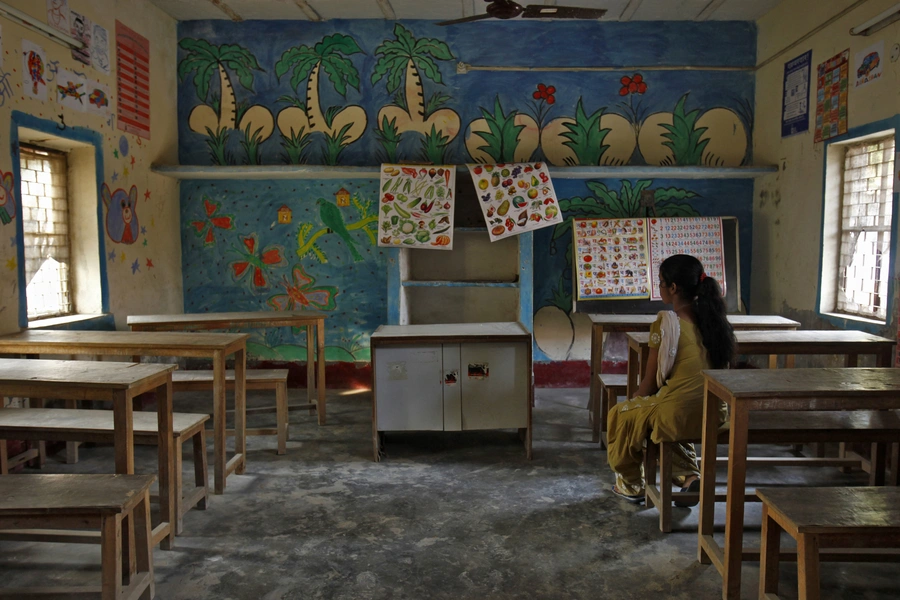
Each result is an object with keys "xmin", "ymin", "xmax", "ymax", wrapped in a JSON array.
[{"xmin": 633, "ymin": 346, "xmax": 661, "ymax": 399}]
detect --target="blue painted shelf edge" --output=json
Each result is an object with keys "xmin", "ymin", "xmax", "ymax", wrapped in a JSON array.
[{"xmin": 401, "ymin": 281, "xmax": 519, "ymax": 288}]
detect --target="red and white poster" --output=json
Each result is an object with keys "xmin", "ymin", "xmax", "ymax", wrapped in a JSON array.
[
  {"xmin": 115, "ymin": 21, "xmax": 150, "ymax": 139},
  {"xmin": 648, "ymin": 217, "xmax": 726, "ymax": 300}
]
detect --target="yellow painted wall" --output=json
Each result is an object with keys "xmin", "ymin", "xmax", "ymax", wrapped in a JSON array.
[
  {"xmin": 0, "ymin": 0, "xmax": 180, "ymax": 333},
  {"xmin": 754, "ymin": 0, "xmax": 900, "ymax": 326}
]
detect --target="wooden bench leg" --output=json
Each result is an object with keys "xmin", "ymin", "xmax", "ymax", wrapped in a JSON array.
[
  {"xmin": 890, "ymin": 442, "xmax": 899, "ymax": 487},
  {"xmin": 659, "ymin": 442, "xmax": 673, "ymax": 533},
  {"xmin": 64, "ymin": 398, "xmax": 80, "ymax": 464},
  {"xmin": 797, "ymin": 533, "xmax": 821, "ymax": 600},
  {"xmin": 175, "ymin": 435, "xmax": 184, "ymax": 535},
  {"xmin": 0, "ymin": 439, "xmax": 7, "ymax": 474},
  {"xmin": 100, "ymin": 514, "xmax": 123, "ymax": 600},
  {"xmin": 760, "ymin": 503, "xmax": 781, "ymax": 598},
  {"xmin": 870, "ymin": 441, "xmax": 887, "ymax": 486},
  {"xmin": 194, "ymin": 427, "xmax": 209, "ymax": 510},
  {"xmin": 644, "ymin": 441, "xmax": 657, "ymax": 509},
  {"xmin": 276, "ymin": 381, "xmax": 288, "ymax": 455},
  {"xmin": 133, "ymin": 490, "xmax": 155, "ymax": 600},
  {"xmin": 590, "ymin": 387, "xmax": 601, "ymax": 444},
  {"xmin": 601, "ymin": 388, "xmax": 616, "ymax": 448}
]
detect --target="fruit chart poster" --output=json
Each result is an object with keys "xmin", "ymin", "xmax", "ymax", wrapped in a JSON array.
[
  {"xmin": 814, "ymin": 49, "xmax": 849, "ymax": 143},
  {"xmin": 378, "ymin": 164, "xmax": 455, "ymax": 249},
  {"xmin": 573, "ymin": 218, "xmax": 650, "ymax": 300},
  {"xmin": 648, "ymin": 217, "xmax": 726, "ymax": 301},
  {"xmin": 467, "ymin": 162, "xmax": 562, "ymax": 242}
]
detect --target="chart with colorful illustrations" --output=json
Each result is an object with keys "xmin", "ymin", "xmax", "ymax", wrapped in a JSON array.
[
  {"xmin": 815, "ymin": 49, "xmax": 849, "ymax": 143},
  {"xmin": 378, "ymin": 164, "xmax": 455, "ymax": 250},
  {"xmin": 573, "ymin": 218, "xmax": 650, "ymax": 300},
  {"xmin": 467, "ymin": 162, "xmax": 562, "ymax": 242},
  {"xmin": 648, "ymin": 217, "xmax": 726, "ymax": 301}
]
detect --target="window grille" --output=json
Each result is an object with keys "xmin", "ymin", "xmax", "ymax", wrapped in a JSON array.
[
  {"xmin": 20, "ymin": 145, "xmax": 71, "ymax": 320},
  {"xmin": 836, "ymin": 135, "xmax": 895, "ymax": 320}
]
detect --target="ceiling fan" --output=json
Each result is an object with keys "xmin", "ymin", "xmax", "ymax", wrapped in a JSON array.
[{"xmin": 438, "ymin": 0, "xmax": 607, "ymax": 26}]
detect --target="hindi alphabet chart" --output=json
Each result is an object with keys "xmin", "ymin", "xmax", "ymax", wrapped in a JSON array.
[
  {"xmin": 648, "ymin": 217, "xmax": 726, "ymax": 301},
  {"xmin": 573, "ymin": 218, "xmax": 650, "ymax": 300}
]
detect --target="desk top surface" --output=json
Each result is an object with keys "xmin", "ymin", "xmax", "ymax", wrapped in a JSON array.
[
  {"xmin": 0, "ymin": 474, "xmax": 156, "ymax": 514},
  {"xmin": 372, "ymin": 322, "xmax": 531, "ymax": 342},
  {"xmin": 755, "ymin": 487, "xmax": 900, "ymax": 532},
  {"xmin": 589, "ymin": 314, "xmax": 800, "ymax": 329},
  {"xmin": 127, "ymin": 310, "xmax": 327, "ymax": 327},
  {"xmin": 0, "ymin": 358, "xmax": 175, "ymax": 388},
  {"xmin": 702, "ymin": 367, "xmax": 900, "ymax": 399},
  {"xmin": 628, "ymin": 329, "xmax": 893, "ymax": 346},
  {"xmin": 0, "ymin": 330, "xmax": 248, "ymax": 354}
]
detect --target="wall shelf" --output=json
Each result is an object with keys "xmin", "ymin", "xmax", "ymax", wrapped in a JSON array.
[
  {"xmin": 401, "ymin": 281, "xmax": 519, "ymax": 288},
  {"xmin": 152, "ymin": 164, "xmax": 779, "ymax": 181}
]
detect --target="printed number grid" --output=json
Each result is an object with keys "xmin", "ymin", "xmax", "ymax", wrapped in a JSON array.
[
  {"xmin": 837, "ymin": 135, "xmax": 895, "ymax": 319},
  {"xmin": 20, "ymin": 147, "xmax": 71, "ymax": 320}
]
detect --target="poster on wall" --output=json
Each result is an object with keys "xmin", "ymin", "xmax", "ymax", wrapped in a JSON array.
[
  {"xmin": 814, "ymin": 49, "xmax": 849, "ymax": 143},
  {"xmin": 648, "ymin": 217, "xmax": 726, "ymax": 301},
  {"xmin": 84, "ymin": 80, "xmax": 110, "ymax": 116},
  {"xmin": 46, "ymin": 0, "xmax": 70, "ymax": 34},
  {"xmin": 116, "ymin": 21, "xmax": 150, "ymax": 139},
  {"xmin": 573, "ymin": 217, "xmax": 650, "ymax": 301},
  {"xmin": 55, "ymin": 69, "xmax": 86, "ymax": 112},
  {"xmin": 377, "ymin": 164, "xmax": 456, "ymax": 250},
  {"xmin": 781, "ymin": 50, "xmax": 811, "ymax": 138},
  {"xmin": 21, "ymin": 40, "xmax": 48, "ymax": 101},
  {"xmin": 854, "ymin": 41, "xmax": 884, "ymax": 89},
  {"xmin": 91, "ymin": 23, "xmax": 111, "ymax": 75},
  {"xmin": 467, "ymin": 162, "xmax": 562, "ymax": 242},
  {"xmin": 69, "ymin": 10, "xmax": 92, "ymax": 67}
]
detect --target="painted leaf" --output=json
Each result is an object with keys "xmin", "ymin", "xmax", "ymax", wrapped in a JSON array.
[
  {"xmin": 204, "ymin": 228, "xmax": 215, "ymax": 245},
  {"xmin": 204, "ymin": 197, "xmax": 218, "ymax": 217},
  {"xmin": 210, "ymin": 216, "xmax": 233, "ymax": 229},
  {"xmin": 261, "ymin": 248, "xmax": 283, "ymax": 265},
  {"xmin": 252, "ymin": 267, "xmax": 266, "ymax": 288},
  {"xmin": 243, "ymin": 236, "xmax": 256, "ymax": 253},
  {"xmin": 232, "ymin": 261, "xmax": 250, "ymax": 277},
  {"xmin": 191, "ymin": 221, "xmax": 207, "ymax": 233}
]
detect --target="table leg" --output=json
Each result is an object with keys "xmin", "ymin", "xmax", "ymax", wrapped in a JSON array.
[
  {"xmin": 698, "ymin": 383, "xmax": 720, "ymax": 565},
  {"xmin": 213, "ymin": 350, "xmax": 226, "ymax": 494},
  {"xmin": 588, "ymin": 325, "xmax": 604, "ymax": 411},
  {"xmin": 100, "ymin": 514, "xmax": 123, "ymax": 600},
  {"xmin": 760, "ymin": 503, "xmax": 781, "ymax": 598},
  {"xmin": 154, "ymin": 378, "xmax": 175, "ymax": 549},
  {"xmin": 797, "ymin": 533, "xmax": 821, "ymax": 600},
  {"xmin": 306, "ymin": 324, "xmax": 315, "ymax": 417},
  {"xmin": 627, "ymin": 343, "xmax": 638, "ymax": 399},
  {"xmin": 112, "ymin": 390, "xmax": 136, "ymax": 578},
  {"xmin": 877, "ymin": 349, "xmax": 891, "ymax": 368},
  {"xmin": 317, "ymin": 318, "xmax": 326, "ymax": 425},
  {"xmin": 723, "ymin": 402, "xmax": 750, "ymax": 600},
  {"xmin": 870, "ymin": 441, "xmax": 887, "ymax": 486},
  {"xmin": 234, "ymin": 346, "xmax": 247, "ymax": 475}
]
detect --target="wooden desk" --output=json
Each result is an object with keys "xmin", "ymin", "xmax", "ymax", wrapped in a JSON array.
[
  {"xmin": 0, "ymin": 330, "xmax": 248, "ymax": 495},
  {"xmin": 588, "ymin": 315, "xmax": 799, "ymax": 419},
  {"xmin": 698, "ymin": 368, "xmax": 900, "ymax": 600},
  {"xmin": 128, "ymin": 310, "xmax": 327, "ymax": 425},
  {"xmin": 0, "ymin": 359, "xmax": 176, "ymax": 549},
  {"xmin": 626, "ymin": 329, "xmax": 894, "ymax": 399}
]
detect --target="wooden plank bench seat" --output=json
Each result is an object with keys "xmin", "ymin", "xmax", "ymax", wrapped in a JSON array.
[
  {"xmin": 591, "ymin": 373, "xmax": 627, "ymax": 445},
  {"xmin": 0, "ymin": 409, "xmax": 209, "ymax": 538},
  {"xmin": 758, "ymin": 486, "xmax": 900, "ymax": 600},
  {"xmin": 644, "ymin": 410, "xmax": 900, "ymax": 532},
  {"xmin": 0, "ymin": 474, "xmax": 156, "ymax": 600},
  {"xmin": 172, "ymin": 369, "xmax": 299, "ymax": 455}
]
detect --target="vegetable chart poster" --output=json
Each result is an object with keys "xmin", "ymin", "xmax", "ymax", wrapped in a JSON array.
[
  {"xmin": 814, "ymin": 49, "xmax": 849, "ymax": 143},
  {"xmin": 378, "ymin": 164, "xmax": 455, "ymax": 250},
  {"xmin": 468, "ymin": 162, "xmax": 562, "ymax": 242},
  {"xmin": 573, "ymin": 218, "xmax": 650, "ymax": 300},
  {"xmin": 648, "ymin": 217, "xmax": 726, "ymax": 301}
]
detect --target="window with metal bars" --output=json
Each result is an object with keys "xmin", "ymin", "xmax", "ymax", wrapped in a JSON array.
[
  {"xmin": 20, "ymin": 145, "xmax": 72, "ymax": 320},
  {"xmin": 835, "ymin": 135, "xmax": 895, "ymax": 320}
]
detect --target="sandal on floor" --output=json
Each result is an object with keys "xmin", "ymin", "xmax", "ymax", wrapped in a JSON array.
[
  {"xmin": 673, "ymin": 478, "xmax": 701, "ymax": 508},
  {"xmin": 611, "ymin": 485, "xmax": 644, "ymax": 505}
]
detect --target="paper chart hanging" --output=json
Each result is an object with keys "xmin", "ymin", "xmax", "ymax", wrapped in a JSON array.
[
  {"xmin": 573, "ymin": 217, "xmax": 650, "ymax": 301},
  {"xmin": 377, "ymin": 164, "xmax": 456, "ymax": 250},
  {"xmin": 648, "ymin": 217, "xmax": 726, "ymax": 301}
]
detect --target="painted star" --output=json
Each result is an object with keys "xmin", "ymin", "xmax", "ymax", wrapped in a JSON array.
[
  {"xmin": 130, "ymin": 156, "xmax": 135, "ymax": 166},
  {"xmin": 144, "ymin": 189, "xmax": 151, "ymax": 201},
  {"xmin": 140, "ymin": 226, "xmax": 147, "ymax": 235},
  {"xmin": 131, "ymin": 259, "xmax": 140, "ymax": 274},
  {"xmin": 120, "ymin": 252, "xmax": 126, "ymax": 262},
  {"xmin": 113, "ymin": 149, "xmax": 119, "ymax": 158},
  {"xmin": 5, "ymin": 257, "xmax": 15, "ymax": 271},
  {"xmin": 111, "ymin": 171, "xmax": 119, "ymax": 182},
  {"xmin": 123, "ymin": 167, "xmax": 129, "ymax": 177},
  {"xmin": 142, "ymin": 238, "xmax": 148, "ymax": 247},
  {"xmin": 107, "ymin": 250, "xmax": 116, "ymax": 261},
  {"xmin": 145, "ymin": 258, "xmax": 154, "ymax": 269}
]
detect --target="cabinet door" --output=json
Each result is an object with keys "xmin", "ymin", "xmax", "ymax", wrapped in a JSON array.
[
  {"xmin": 459, "ymin": 342, "xmax": 528, "ymax": 430},
  {"xmin": 375, "ymin": 345, "xmax": 443, "ymax": 431},
  {"xmin": 442, "ymin": 344, "xmax": 462, "ymax": 431}
]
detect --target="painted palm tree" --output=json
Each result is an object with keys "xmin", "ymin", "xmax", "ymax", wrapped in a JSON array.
[
  {"xmin": 274, "ymin": 34, "xmax": 368, "ymax": 166},
  {"xmin": 371, "ymin": 24, "xmax": 460, "ymax": 164},
  {"xmin": 178, "ymin": 39, "xmax": 274, "ymax": 165}
]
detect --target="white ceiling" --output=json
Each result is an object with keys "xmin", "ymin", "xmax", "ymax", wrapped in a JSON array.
[{"xmin": 148, "ymin": 0, "xmax": 784, "ymax": 22}]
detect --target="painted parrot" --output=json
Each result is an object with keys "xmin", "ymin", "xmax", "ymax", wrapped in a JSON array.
[{"xmin": 317, "ymin": 198, "xmax": 363, "ymax": 262}]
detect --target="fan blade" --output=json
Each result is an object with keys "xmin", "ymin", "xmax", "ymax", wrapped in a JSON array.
[
  {"xmin": 522, "ymin": 5, "xmax": 607, "ymax": 19},
  {"xmin": 437, "ymin": 13, "xmax": 495, "ymax": 26}
]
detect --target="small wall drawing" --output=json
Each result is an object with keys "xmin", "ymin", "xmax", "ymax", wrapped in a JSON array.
[
  {"xmin": 378, "ymin": 164, "xmax": 455, "ymax": 249},
  {"xmin": 22, "ymin": 40, "xmax": 48, "ymax": 101},
  {"xmin": 277, "ymin": 205, "xmax": 293, "ymax": 224},
  {"xmin": 267, "ymin": 264, "xmax": 338, "ymax": 311},
  {"xmin": 274, "ymin": 33, "xmax": 367, "ymax": 166},
  {"xmin": 101, "ymin": 184, "xmax": 139, "ymax": 244},
  {"xmin": 85, "ymin": 81, "xmax": 110, "ymax": 116},
  {"xmin": 229, "ymin": 234, "xmax": 286, "ymax": 290},
  {"xmin": 91, "ymin": 23, "xmax": 110, "ymax": 75},
  {"xmin": 70, "ymin": 11, "xmax": 92, "ymax": 66},
  {"xmin": 0, "ymin": 70, "xmax": 11, "ymax": 107},
  {"xmin": 56, "ymin": 69, "xmax": 86, "ymax": 111},
  {"xmin": 335, "ymin": 188, "xmax": 350, "ymax": 207},
  {"xmin": 297, "ymin": 194, "xmax": 377, "ymax": 263},
  {"xmin": 190, "ymin": 195, "xmax": 234, "ymax": 246},
  {"xmin": 0, "ymin": 170, "xmax": 15, "ymax": 225},
  {"xmin": 854, "ymin": 41, "xmax": 883, "ymax": 89},
  {"xmin": 46, "ymin": 0, "xmax": 70, "ymax": 34}
]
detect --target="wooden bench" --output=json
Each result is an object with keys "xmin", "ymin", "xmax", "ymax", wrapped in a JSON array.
[
  {"xmin": 758, "ymin": 486, "xmax": 900, "ymax": 600},
  {"xmin": 0, "ymin": 409, "xmax": 209, "ymax": 537},
  {"xmin": 591, "ymin": 373, "xmax": 626, "ymax": 445},
  {"xmin": 643, "ymin": 410, "xmax": 900, "ymax": 533},
  {"xmin": 0, "ymin": 474, "xmax": 156, "ymax": 600},
  {"xmin": 173, "ymin": 369, "xmax": 298, "ymax": 455}
]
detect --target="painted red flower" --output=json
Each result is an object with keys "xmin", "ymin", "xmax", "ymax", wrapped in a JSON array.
[
  {"xmin": 191, "ymin": 195, "xmax": 234, "ymax": 247},
  {"xmin": 619, "ymin": 74, "xmax": 648, "ymax": 96},
  {"xmin": 532, "ymin": 83, "xmax": 556, "ymax": 105},
  {"xmin": 229, "ymin": 233, "xmax": 287, "ymax": 290}
]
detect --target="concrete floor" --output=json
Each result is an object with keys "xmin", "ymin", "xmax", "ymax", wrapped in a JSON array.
[{"xmin": 2, "ymin": 388, "xmax": 899, "ymax": 599}]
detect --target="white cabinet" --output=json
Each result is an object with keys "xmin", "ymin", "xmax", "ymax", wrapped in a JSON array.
[{"xmin": 371, "ymin": 323, "xmax": 533, "ymax": 460}]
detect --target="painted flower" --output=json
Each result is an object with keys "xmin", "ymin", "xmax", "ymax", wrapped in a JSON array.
[
  {"xmin": 532, "ymin": 83, "xmax": 556, "ymax": 105},
  {"xmin": 229, "ymin": 234, "xmax": 287, "ymax": 290},
  {"xmin": 191, "ymin": 195, "xmax": 234, "ymax": 246},
  {"xmin": 267, "ymin": 264, "xmax": 339, "ymax": 312},
  {"xmin": 619, "ymin": 74, "xmax": 648, "ymax": 96}
]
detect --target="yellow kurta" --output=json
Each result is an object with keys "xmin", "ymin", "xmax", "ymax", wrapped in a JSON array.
[{"xmin": 607, "ymin": 315, "xmax": 725, "ymax": 496}]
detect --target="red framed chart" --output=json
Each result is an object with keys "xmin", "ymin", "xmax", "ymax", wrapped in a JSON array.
[
  {"xmin": 648, "ymin": 217, "xmax": 726, "ymax": 301},
  {"xmin": 573, "ymin": 217, "xmax": 649, "ymax": 300},
  {"xmin": 115, "ymin": 21, "xmax": 150, "ymax": 139}
]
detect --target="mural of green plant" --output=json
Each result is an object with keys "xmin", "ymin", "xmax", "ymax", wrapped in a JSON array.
[
  {"xmin": 179, "ymin": 39, "xmax": 274, "ymax": 165},
  {"xmin": 560, "ymin": 99, "xmax": 610, "ymax": 166},
  {"xmin": 274, "ymin": 34, "xmax": 368, "ymax": 166},
  {"xmin": 466, "ymin": 96, "xmax": 539, "ymax": 163},
  {"xmin": 661, "ymin": 94, "xmax": 709, "ymax": 165},
  {"xmin": 371, "ymin": 24, "xmax": 460, "ymax": 165},
  {"xmin": 296, "ymin": 194, "xmax": 378, "ymax": 264}
]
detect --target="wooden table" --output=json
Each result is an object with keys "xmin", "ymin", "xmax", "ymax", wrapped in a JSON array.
[
  {"xmin": 698, "ymin": 368, "xmax": 900, "ymax": 600},
  {"xmin": 0, "ymin": 359, "xmax": 176, "ymax": 549},
  {"xmin": 0, "ymin": 330, "xmax": 248, "ymax": 495},
  {"xmin": 626, "ymin": 329, "xmax": 894, "ymax": 399},
  {"xmin": 587, "ymin": 314, "xmax": 799, "ymax": 417},
  {"xmin": 128, "ymin": 311, "xmax": 327, "ymax": 425}
]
